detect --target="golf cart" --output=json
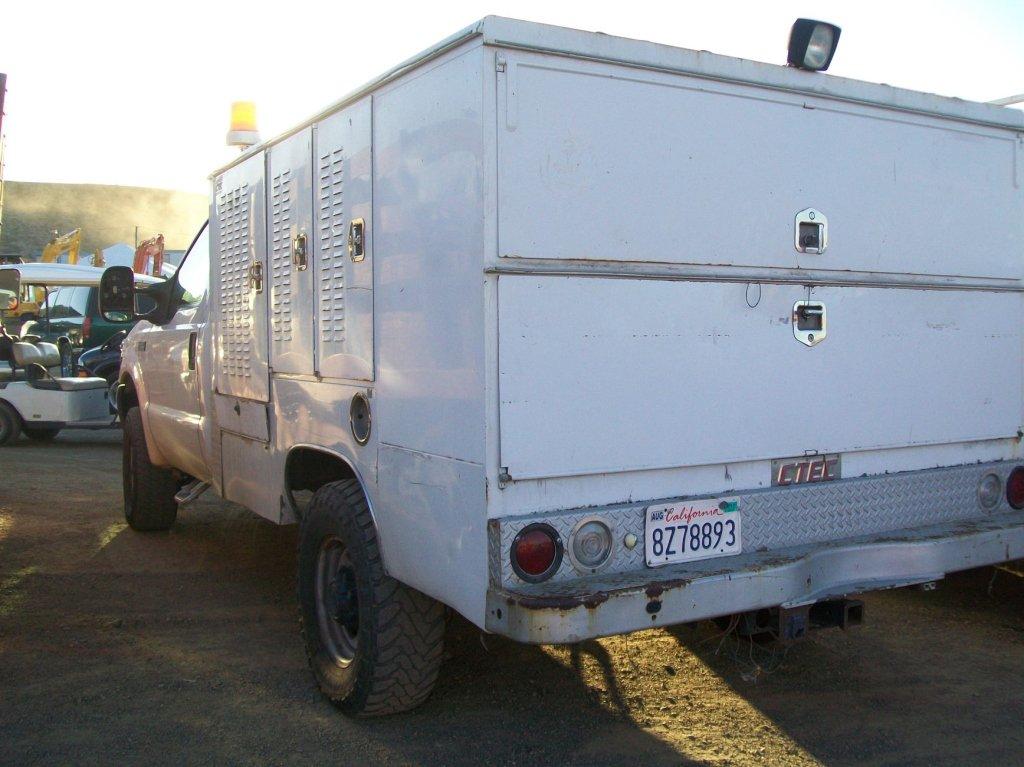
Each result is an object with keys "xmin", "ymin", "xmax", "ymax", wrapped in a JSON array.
[{"xmin": 0, "ymin": 268, "xmax": 113, "ymax": 445}]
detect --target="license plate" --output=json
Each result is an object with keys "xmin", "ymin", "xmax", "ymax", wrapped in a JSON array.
[{"xmin": 644, "ymin": 497, "xmax": 742, "ymax": 567}]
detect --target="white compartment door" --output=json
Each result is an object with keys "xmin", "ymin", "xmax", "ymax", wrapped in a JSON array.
[
  {"xmin": 268, "ymin": 129, "xmax": 316, "ymax": 376},
  {"xmin": 495, "ymin": 52, "xmax": 1023, "ymax": 280},
  {"xmin": 314, "ymin": 98, "xmax": 374, "ymax": 381},
  {"xmin": 497, "ymin": 276, "xmax": 1024, "ymax": 480},
  {"xmin": 211, "ymin": 152, "xmax": 269, "ymax": 403}
]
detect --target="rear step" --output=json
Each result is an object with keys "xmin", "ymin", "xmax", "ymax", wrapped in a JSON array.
[{"xmin": 174, "ymin": 480, "xmax": 210, "ymax": 506}]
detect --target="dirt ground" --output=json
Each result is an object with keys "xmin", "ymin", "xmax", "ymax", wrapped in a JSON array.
[{"xmin": 2, "ymin": 431, "xmax": 1023, "ymax": 766}]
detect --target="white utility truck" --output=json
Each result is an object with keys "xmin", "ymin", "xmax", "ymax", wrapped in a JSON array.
[{"xmin": 100, "ymin": 17, "xmax": 1024, "ymax": 715}]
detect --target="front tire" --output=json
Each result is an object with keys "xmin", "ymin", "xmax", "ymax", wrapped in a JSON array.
[
  {"xmin": 123, "ymin": 407, "xmax": 178, "ymax": 531},
  {"xmin": 297, "ymin": 480, "xmax": 445, "ymax": 716},
  {"xmin": 0, "ymin": 401, "xmax": 22, "ymax": 445}
]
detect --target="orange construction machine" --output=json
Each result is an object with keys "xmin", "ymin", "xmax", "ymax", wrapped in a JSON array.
[{"xmin": 132, "ymin": 234, "xmax": 164, "ymax": 277}]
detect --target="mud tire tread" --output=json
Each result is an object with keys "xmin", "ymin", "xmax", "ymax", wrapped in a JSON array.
[
  {"xmin": 123, "ymin": 407, "xmax": 178, "ymax": 531},
  {"xmin": 298, "ymin": 479, "xmax": 445, "ymax": 716}
]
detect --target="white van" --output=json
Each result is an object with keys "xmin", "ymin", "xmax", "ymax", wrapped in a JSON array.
[{"xmin": 100, "ymin": 17, "xmax": 1024, "ymax": 715}]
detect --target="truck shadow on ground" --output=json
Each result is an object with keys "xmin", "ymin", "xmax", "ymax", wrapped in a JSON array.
[
  {"xmin": 3, "ymin": 446, "xmax": 1024, "ymax": 766},
  {"xmin": 662, "ymin": 567, "xmax": 1024, "ymax": 766}
]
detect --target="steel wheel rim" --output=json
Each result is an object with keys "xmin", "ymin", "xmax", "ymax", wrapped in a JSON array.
[{"xmin": 314, "ymin": 536, "xmax": 359, "ymax": 666}]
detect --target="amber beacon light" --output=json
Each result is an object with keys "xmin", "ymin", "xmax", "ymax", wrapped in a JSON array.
[{"xmin": 226, "ymin": 101, "xmax": 260, "ymax": 149}]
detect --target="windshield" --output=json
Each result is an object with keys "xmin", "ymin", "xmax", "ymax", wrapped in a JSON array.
[{"xmin": 175, "ymin": 222, "xmax": 210, "ymax": 304}]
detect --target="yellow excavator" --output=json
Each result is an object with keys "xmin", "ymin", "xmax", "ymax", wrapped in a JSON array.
[
  {"xmin": 40, "ymin": 228, "xmax": 108, "ymax": 267},
  {"xmin": 11, "ymin": 229, "xmax": 105, "ymax": 321},
  {"xmin": 41, "ymin": 228, "xmax": 92, "ymax": 265}
]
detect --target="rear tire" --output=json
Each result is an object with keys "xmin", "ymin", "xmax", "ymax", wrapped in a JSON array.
[
  {"xmin": 23, "ymin": 426, "xmax": 61, "ymax": 441},
  {"xmin": 0, "ymin": 401, "xmax": 22, "ymax": 445},
  {"xmin": 123, "ymin": 407, "xmax": 178, "ymax": 531},
  {"xmin": 297, "ymin": 480, "xmax": 445, "ymax": 716}
]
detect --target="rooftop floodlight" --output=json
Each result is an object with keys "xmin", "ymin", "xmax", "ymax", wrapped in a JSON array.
[{"xmin": 787, "ymin": 19, "xmax": 841, "ymax": 72}]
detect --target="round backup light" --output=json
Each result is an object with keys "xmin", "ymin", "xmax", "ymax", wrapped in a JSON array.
[
  {"xmin": 511, "ymin": 524, "xmax": 562, "ymax": 582},
  {"xmin": 977, "ymin": 472, "xmax": 1002, "ymax": 511},
  {"xmin": 570, "ymin": 519, "xmax": 613, "ymax": 571},
  {"xmin": 1006, "ymin": 467, "xmax": 1024, "ymax": 510}
]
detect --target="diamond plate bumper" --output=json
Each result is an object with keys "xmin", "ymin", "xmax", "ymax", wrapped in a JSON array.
[
  {"xmin": 486, "ymin": 512, "xmax": 1024, "ymax": 643},
  {"xmin": 485, "ymin": 462, "xmax": 1024, "ymax": 643}
]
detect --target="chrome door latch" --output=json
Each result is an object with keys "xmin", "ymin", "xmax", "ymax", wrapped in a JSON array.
[
  {"xmin": 793, "ymin": 301, "xmax": 826, "ymax": 346},
  {"xmin": 248, "ymin": 260, "xmax": 264, "ymax": 293},
  {"xmin": 292, "ymin": 232, "xmax": 308, "ymax": 270},
  {"xmin": 795, "ymin": 208, "xmax": 828, "ymax": 254},
  {"xmin": 348, "ymin": 218, "xmax": 365, "ymax": 262}
]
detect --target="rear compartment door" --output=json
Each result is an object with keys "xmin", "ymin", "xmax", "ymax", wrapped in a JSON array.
[
  {"xmin": 495, "ymin": 51, "xmax": 1023, "ymax": 279},
  {"xmin": 498, "ymin": 277, "xmax": 1024, "ymax": 480}
]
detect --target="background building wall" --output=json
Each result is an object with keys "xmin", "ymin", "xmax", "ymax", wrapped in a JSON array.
[{"xmin": 0, "ymin": 181, "xmax": 208, "ymax": 259}]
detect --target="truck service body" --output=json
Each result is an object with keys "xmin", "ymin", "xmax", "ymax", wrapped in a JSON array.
[{"xmin": 113, "ymin": 17, "xmax": 1024, "ymax": 711}]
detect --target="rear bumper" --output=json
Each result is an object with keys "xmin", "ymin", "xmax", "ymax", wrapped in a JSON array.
[{"xmin": 485, "ymin": 508, "xmax": 1024, "ymax": 645}]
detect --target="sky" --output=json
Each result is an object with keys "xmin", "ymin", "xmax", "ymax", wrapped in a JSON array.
[{"xmin": 2, "ymin": 0, "xmax": 1021, "ymax": 194}]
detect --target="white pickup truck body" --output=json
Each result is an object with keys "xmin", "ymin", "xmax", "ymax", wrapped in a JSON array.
[{"xmin": 123, "ymin": 17, "xmax": 1024, "ymax": 649}]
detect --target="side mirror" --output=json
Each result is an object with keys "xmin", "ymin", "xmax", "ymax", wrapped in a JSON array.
[
  {"xmin": 0, "ymin": 268, "xmax": 21, "ymax": 313},
  {"xmin": 99, "ymin": 266, "xmax": 137, "ymax": 322}
]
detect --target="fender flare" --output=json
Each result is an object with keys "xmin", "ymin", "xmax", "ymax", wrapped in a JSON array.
[{"xmin": 284, "ymin": 443, "xmax": 387, "ymax": 571}]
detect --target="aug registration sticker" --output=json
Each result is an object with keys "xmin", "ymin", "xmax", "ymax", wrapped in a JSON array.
[{"xmin": 644, "ymin": 498, "xmax": 742, "ymax": 567}]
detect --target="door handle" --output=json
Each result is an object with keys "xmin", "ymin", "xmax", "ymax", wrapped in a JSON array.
[
  {"xmin": 188, "ymin": 331, "xmax": 198, "ymax": 371},
  {"xmin": 248, "ymin": 261, "xmax": 263, "ymax": 293},
  {"xmin": 795, "ymin": 208, "xmax": 828, "ymax": 255},
  {"xmin": 292, "ymin": 233, "xmax": 308, "ymax": 270},
  {"xmin": 348, "ymin": 218, "xmax": 365, "ymax": 262},
  {"xmin": 793, "ymin": 301, "xmax": 827, "ymax": 347}
]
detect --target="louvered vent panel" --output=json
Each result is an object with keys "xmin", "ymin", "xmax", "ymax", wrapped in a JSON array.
[
  {"xmin": 270, "ymin": 169, "xmax": 293, "ymax": 342},
  {"xmin": 217, "ymin": 183, "xmax": 252, "ymax": 380},
  {"xmin": 318, "ymin": 148, "xmax": 346, "ymax": 344}
]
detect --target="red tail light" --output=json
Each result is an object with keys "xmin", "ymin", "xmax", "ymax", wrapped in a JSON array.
[
  {"xmin": 82, "ymin": 316, "xmax": 92, "ymax": 342},
  {"xmin": 1007, "ymin": 467, "xmax": 1024, "ymax": 509},
  {"xmin": 511, "ymin": 524, "xmax": 562, "ymax": 582}
]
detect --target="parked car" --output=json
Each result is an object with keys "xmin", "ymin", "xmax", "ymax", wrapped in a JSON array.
[
  {"xmin": 0, "ymin": 263, "xmax": 159, "ymax": 350},
  {"xmin": 77, "ymin": 329, "xmax": 127, "ymax": 412}
]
